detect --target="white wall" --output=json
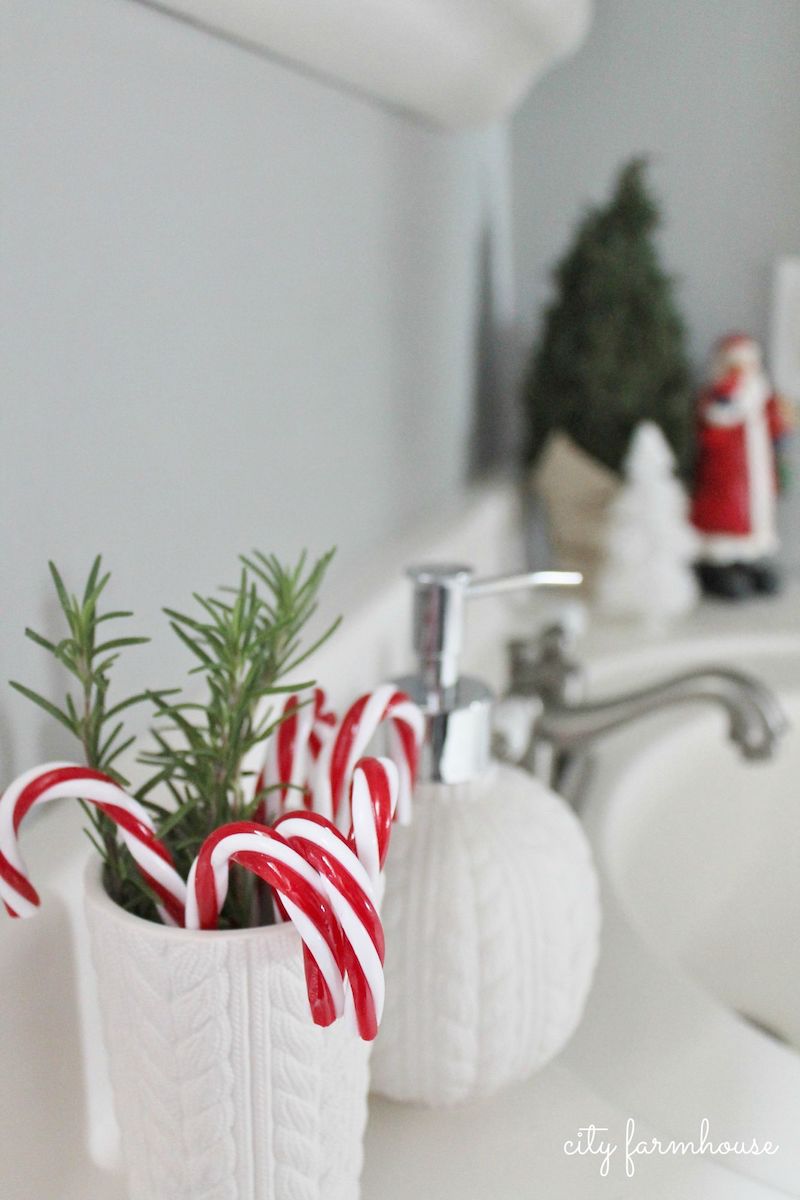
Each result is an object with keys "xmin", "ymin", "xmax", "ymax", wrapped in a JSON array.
[{"xmin": 1, "ymin": 0, "xmax": 513, "ymax": 771}]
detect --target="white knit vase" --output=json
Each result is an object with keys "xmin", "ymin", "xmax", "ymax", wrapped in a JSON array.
[
  {"xmin": 84, "ymin": 864, "xmax": 370, "ymax": 1200},
  {"xmin": 371, "ymin": 763, "xmax": 600, "ymax": 1105}
]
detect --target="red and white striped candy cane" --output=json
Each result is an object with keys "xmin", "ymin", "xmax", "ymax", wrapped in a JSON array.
[
  {"xmin": 306, "ymin": 688, "xmax": 338, "ymax": 760},
  {"xmin": 0, "ymin": 763, "xmax": 187, "ymax": 926},
  {"xmin": 273, "ymin": 809, "xmax": 385, "ymax": 1041},
  {"xmin": 185, "ymin": 820, "xmax": 349, "ymax": 1030},
  {"xmin": 249, "ymin": 688, "xmax": 338, "ymax": 819},
  {"xmin": 325, "ymin": 684, "xmax": 423, "ymax": 830},
  {"xmin": 279, "ymin": 757, "xmax": 397, "ymax": 1031},
  {"xmin": 348, "ymin": 757, "xmax": 399, "ymax": 895}
]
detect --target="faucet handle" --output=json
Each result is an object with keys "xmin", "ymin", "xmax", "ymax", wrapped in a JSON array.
[
  {"xmin": 507, "ymin": 601, "xmax": 588, "ymax": 705},
  {"xmin": 406, "ymin": 563, "xmax": 582, "ymax": 692}
]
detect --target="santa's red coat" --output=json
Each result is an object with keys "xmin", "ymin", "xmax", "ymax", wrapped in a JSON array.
[{"xmin": 691, "ymin": 382, "xmax": 786, "ymax": 536}]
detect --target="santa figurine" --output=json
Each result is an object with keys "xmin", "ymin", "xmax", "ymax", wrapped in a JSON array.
[{"xmin": 691, "ymin": 333, "xmax": 793, "ymax": 599}]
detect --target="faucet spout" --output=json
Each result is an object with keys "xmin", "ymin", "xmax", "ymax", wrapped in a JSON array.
[
  {"xmin": 536, "ymin": 667, "xmax": 789, "ymax": 762},
  {"xmin": 504, "ymin": 628, "xmax": 790, "ymax": 800}
]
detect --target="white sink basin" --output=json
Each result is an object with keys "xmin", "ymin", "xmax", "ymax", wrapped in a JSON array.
[
  {"xmin": 563, "ymin": 635, "xmax": 800, "ymax": 1196},
  {"xmin": 610, "ymin": 693, "xmax": 800, "ymax": 1054}
]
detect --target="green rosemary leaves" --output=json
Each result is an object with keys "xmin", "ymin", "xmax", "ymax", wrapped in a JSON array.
[{"xmin": 10, "ymin": 549, "xmax": 337, "ymax": 924}]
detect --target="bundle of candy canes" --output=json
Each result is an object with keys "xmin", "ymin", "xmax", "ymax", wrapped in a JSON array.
[
  {"xmin": 0, "ymin": 685, "xmax": 423, "ymax": 1042},
  {"xmin": 248, "ymin": 682, "xmax": 422, "ymax": 829}
]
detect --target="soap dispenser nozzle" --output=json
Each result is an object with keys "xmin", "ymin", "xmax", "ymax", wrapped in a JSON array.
[{"xmin": 399, "ymin": 564, "xmax": 582, "ymax": 783}]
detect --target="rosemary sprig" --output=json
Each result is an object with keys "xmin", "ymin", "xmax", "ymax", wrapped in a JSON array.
[
  {"xmin": 10, "ymin": 550, "xmax": 338, "ymax": 929},
  {"xmin": 141, "ymin": 549, "xmax": 338, "ymax": 927},
  {"xmin": 10, "ymin": 556, "xmax": 172, "ymax": 917}
]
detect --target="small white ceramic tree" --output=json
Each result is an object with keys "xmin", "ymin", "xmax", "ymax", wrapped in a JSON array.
[{"xmin": 596, "ymin": 421, "xmax": 699, "ymax": 625}]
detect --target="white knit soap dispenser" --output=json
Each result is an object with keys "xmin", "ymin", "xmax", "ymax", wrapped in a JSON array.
[{"xmin": 371, "ymin": 564, "xmax": 601, "ymax": 1106}]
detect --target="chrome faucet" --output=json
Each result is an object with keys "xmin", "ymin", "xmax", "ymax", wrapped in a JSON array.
[{"xmin": 501, "ymin": 623, "xmax": 789, "ymax": 799}]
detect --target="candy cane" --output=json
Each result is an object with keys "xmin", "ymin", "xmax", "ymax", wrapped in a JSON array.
[
  {"xmin": 307, "ymin": 689, "xmax": 338, "ymax": 759},
  {"xmin": 326, "ymin": 684, "xmax": 423, "ymax": 829},
  {"xmin": 280, "ymin": 756, "xmax": 397, "ymax": 1030},
  {"xmin": 248, "ymin": 689, "xmax": 337, "ymax": 820},
  {"xmin": 348, "ymin": 757, "xmax": 399, "ymax": 895},
  {"xmin": 0, "ymin": 763, "xmax": 187, "ymax": 926},
  {"xmin": 274, "ymin": 810, "xmax": 385, "ymax": 1041},
  {"xmin": 185, "ymin": 820, "xmax": 352, "ymax": 1030}
]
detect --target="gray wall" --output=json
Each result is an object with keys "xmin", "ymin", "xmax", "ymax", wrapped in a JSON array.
[
  {"xmin": 512, "ymin": 0, "xmax": 800, "ymax": 369},
  {"xmin": 7, "ymin": 0, "xmax": 798, "ymax": 774},
  {"xmin": 2, "ymin": 0, "xmax": 512, "ymax": 771},
  {"xmin": 511, "ymin": 0, "xmax": 800, "ymax": 565}
]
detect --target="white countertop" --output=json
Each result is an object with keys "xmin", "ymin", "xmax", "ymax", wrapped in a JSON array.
[
  {"xmin": 363, "ymin": 1060, "xmax": 783, "ymax": 1199},
  {"xmin": 47, "ymin": 1056, "xmax": 785, "ymax": 1200}
]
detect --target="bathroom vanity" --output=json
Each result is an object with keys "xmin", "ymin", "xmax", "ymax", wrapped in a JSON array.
[{"xmin": 2, "ymin": 482, "xmax": 798, "ymax": 1199}]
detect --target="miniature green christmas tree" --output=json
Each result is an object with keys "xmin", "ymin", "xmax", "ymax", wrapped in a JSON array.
[{"xmin": 525, "ymin": 157, "xmax": 692, "ymax": 475}]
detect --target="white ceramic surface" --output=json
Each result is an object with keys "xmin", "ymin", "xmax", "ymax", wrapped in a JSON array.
[
  {"xmin": 563, "ymin": 632, "xmax": 800, "ymax": 1196},
  {"xmin": 610, "ymin": 692, "xmax": 800, "ymax": 1053},
  {"xmin": 371, "ymin": 763, "xmax": 600, "ymax": 1105},
  {"xmin": 85, "ymin": 865, "xmax": 370, "ymax": 1200}
]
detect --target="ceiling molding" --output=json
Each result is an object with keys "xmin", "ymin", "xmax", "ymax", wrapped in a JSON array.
[{"xmin": 132, "ymin": 0, "xmax": 593, "ymax": 127}]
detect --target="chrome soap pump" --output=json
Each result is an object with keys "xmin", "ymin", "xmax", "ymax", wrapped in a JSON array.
[
  {"xmin": 394, "ymin": 564, "xmax": 581, "ymax": 783},
  {"xmin": 370, "ymin": 564, "xmax": 601, "ymax": 1106}
]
